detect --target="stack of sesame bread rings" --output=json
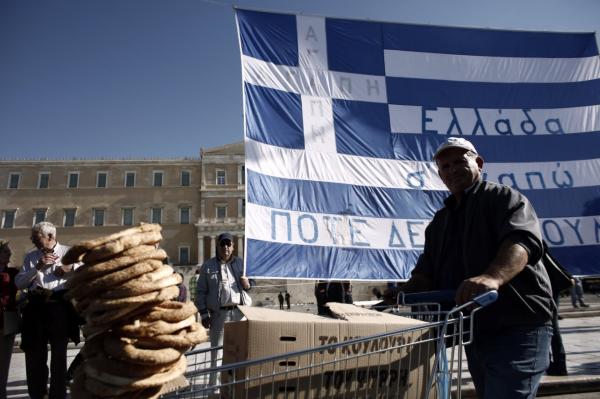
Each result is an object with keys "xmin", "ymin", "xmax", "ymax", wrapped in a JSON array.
[{"xmin": 62, "ymin": 223, "xmax": 207, "ymax": 398}]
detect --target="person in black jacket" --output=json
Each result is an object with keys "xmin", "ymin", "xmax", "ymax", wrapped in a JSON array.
[{"xmin": 386, "ymin": 138, "xmax": 553, "ymax": 399}]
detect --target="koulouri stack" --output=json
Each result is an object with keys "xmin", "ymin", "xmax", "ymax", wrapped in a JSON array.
[{"xmin": 62, "ymin": 224, "xmax": 207, "ymax": 398}]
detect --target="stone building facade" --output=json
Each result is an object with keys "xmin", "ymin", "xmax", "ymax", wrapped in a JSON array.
[{"xmin": 0, "ymin": 157, "xmax": 201, "ymax": 266}]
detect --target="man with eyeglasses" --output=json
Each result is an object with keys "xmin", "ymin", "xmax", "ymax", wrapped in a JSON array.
[
  {"xmin": 195, "ymin": 232, "xmax": 251, "ymax": 389},
  {"xmin": 15, "ymin": 222, "xmax": 80, "ymax": 399}
]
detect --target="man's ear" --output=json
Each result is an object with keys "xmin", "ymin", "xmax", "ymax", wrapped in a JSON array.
[{"xmin": 476, "ymin": 155, "xmax": 484, "ymax": 170}]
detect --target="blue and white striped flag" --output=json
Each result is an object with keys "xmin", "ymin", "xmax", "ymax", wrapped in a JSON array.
[{"xmin": 236, "ymin": 9, "xmax": 600, "ymax": 280}]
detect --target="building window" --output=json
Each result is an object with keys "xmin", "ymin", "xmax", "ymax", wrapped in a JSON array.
[
  {"xmin": 125, "ymin": 172, "xmax": 136, "ymax": 187},
  {"xmin": 181, "ymin": 170, "xmax": 190, "ymax": 186},
  {"xmin": 8, "ymin": 173, "xmax": 20, "ymax": 189},
  {"xmin": 122, "ymin": 208, "xmax": 134, "ymax": 226},
  {"xmin": 38, "ymin": 172, "xmax": 50, "ymax": 189},
  {"xmin": 216, "ymin": 205, "xmax": 227, "ymax": 219},
  {"xmin": 216, "ymin": 170, "xmax": 226, "ymax": 185},
  {"xmin": 2, "ymin": 210, "xmax": 16, "ymax": 229},
  {"xmin": 153, "ymin": 171, "xmax": 163, "ymax": 187},
  {"xmin": 33, "ymin": 209, "xmax": 47, "ymax": 225},
  {"xmin": 241, "ymin": 165, "xmax": 245, "ymax": 185},
  {"xmin": 151, "ymin": 208, "xmax": 162, "ymax": 224},
  {"xmin": 63, "ymin": 209, "xmax": 76, "ymax": 227},
  {"xmin": 97, "ymin": 172, "xmax": 108, "ymax": 188},
  {"xmin": 178, "ymin": 246, "xmax": 190, "ymax": 265},
  {"xmin": 93, "ymin": 209, "xmax": 105, "ymax": 226},
  {"xmin": 180, "ymin": 207, "xmax": 190, "ymax": 224},
  {"xmin": 67, "ymin": 172, "xmax": 79, "ymax": 188},
  {"xmin": 242, "ymin": 199, "xmax": 246, "ymax": 217}
]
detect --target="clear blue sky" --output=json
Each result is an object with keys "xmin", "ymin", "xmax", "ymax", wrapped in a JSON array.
[{"xmin": 1, "ymin": 0, "xmax": 599, "ymax": 159}]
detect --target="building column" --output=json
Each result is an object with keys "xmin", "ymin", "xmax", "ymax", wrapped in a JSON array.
[
  {"xmin": 210, "ymin": 236, "xmax": 216, "ymax": 258},
  {"xmin": 197, "ymin": 235, "xmax": 204, "ymax": 264},
  {"xmin": 237, "ymin": 235, "xmax": 244, "ymax": 258}
]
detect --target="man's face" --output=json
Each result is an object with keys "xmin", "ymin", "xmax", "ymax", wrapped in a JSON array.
[
  {"xmin": 31, "ymin": 231, "xmax": 55, "ymax": 251},
  {"xmin": 217, "ymin": 239, "xmax": 234, "ymax": 262},
  {"xmin": 436, "ymin": 148, "xmax": 483, "ymax": 195}
]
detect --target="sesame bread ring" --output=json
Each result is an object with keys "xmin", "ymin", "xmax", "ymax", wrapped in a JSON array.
[
  {"xmin": 84, "ymin": 353, "xmax": 186, "ymax": 389},
  {"xmin": 66, "ymin": 246, "xmax": 167, "ymax": 289},
  {"xmin": 82, "ymin": 230, "xmax": 163, "ymax": 263},
  {"xmin": 103, "ymin": 335, "xmax": 183, "ymax": 365},
  {"xmin": 85, "ymin": 352, "xmax": 181, "ymax": 379},
  {"xmin": 84, "ymin": 285, "xmax": 179, "ymax": 312},
  {"xmin": 139, "ymin": 300, "xmax": 198, "ymax": 323},
  {"xmin": 99, "ymin": 266, "xmax": 178, "ymax": 299},
  {"xmin": 82, "ymin": 302, "xmax": 146, "ymax": 328},
  {"xmin": 68, "ymin": 260, "xmax": 164, "ymax": 301},
  {"xmin": 182, "ymin": 322, "xmax": 210, "ymax": 347},
  {"xmin": 133, "ymin": 323, "xmax": 208, "ymax": 350},
  {"xmin": 62, "ymin": 223, "xmax": 161, "ymax": 265},
  {"xmin": 118, "ymin": 315, "xmax": 196, "ymax": 338},
  {"xmin": 133, "ymin": 329, "xmax": 191, "ymax": 351}
]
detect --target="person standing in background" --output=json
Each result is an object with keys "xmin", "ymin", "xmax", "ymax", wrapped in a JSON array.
[
  {"xmin": 196, "ymin": 232, "xmax": 252, "ymax": 389},
  {"xmin": 15, "ymin": 222, "xmax": 80, "ymax": 399},
  {"xmin": 284, "ymin": 291, "xmax": 291, "ymax": 309}
]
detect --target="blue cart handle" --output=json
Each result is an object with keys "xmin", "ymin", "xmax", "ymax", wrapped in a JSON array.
[{"xmin": 471, "ymin": 290, "xmax": 498, "ymax": 307}]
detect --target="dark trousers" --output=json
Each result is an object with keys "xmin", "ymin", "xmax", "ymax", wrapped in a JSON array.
[
  {"xmin": 22, "ymin": 301, "xmax": 70, "ymax": 399},
  {"xmin": 465, "ymin": 325, "xmax": 551, "ymax": 399}
]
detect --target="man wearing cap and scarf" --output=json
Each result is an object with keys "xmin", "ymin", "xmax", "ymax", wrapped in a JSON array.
[
  {"xmin": 195, "ymin": 232, "xmax": 251, "ymax": 388},
  {"xmin": 386, "ymin": 137, "xmax": 553, "ymax": 399}
]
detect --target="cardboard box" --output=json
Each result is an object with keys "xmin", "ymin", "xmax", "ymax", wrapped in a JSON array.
[{"xmin": 222, "ymin": 304, "xmax": 437, "ymax": 398}]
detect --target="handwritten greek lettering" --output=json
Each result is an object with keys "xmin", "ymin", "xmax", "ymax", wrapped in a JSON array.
[
  {"xmin": 520, "ymin": 109, "xmax": 537, "ymax": 135},
  {"xmin": 271, "ymin": 211, "xmax": 291, "ymax": 241},
  {"xmin": 494, "ymin": 117, "xmax": 513, "ymax": 136},
  {"xmin": 388, "ymin": 223, "xmax": 406, "ymax": 248},
  {"xmin": 406, "ymin": 171, "xmax": 425, "ymax": 189},
  {"xmin": 472, "ymin": 108, "xmax": 487, "ymax": 135},
  {"xmin": 525, "ymin": 172, "xmax": 546, "ymax": 189},
  {"xmin": 564, "ymin": 219, "xmax": 584, "ymax": 245},
  {"xmin": 350, "ymin": 218, "xmax": 370, "ymax": 247},
  {"xmin": 407, "ymin": 221, "xmax": 425, "ymax": 249},
  {"xmin": 340, "ymin": 77, "xmax": 352, "ymax": 95},
  {"xmin": 422, "ymin": 107, "xmax": 438, "ymax": 134},
  {"xmin": 305, "ymin": 25, "xmax": 318, "ymax": 41},
  {"xmin": 366, "ymin": 79, "xmax": 379, "ymax": 96},
  {"xmin": 498, "ymin": 173, "xmax": 518, "ymax": 189},
  {"xmin": 298, "ymin": 214, "xmax": 318, "ymax": 243},
  {"xmin": 552, "ymin": 163, "xmax": 574, "ymax": 188},
  {"xmin": 546, "ymin": 118, "xmax": 565, "ymax": 135},
  {"xmin": 323, "ymin": 216, "xmax": 343, "ymax": 245},
  {"xmin": 447, "ymin": 108, "xmax": 464, "ymax": 135},
  {"xmin": 311, "ymin": 125, "xmax": 326, "ymax": 142},
  {"xmin": 542, "ymin": 220, "xmax": 565, "ymax": 245}
]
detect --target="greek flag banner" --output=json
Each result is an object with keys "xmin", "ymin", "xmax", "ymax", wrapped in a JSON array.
[{"xmin": 236, "ymin": 9, "xmax": 600, "ymax": 279}]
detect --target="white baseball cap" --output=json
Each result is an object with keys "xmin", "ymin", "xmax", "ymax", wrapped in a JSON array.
[{"xmin": 432, "ymin": 137, "xmax": 478, "ymax": 160}]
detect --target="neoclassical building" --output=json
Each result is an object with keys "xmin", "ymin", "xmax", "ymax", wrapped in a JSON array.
[
  {"xmin": 0, "ymin": 142, "xmax": 245, "ymax": 267},
  {"xmin": 196, "ymin": 142, "xmax": 245, "ymax": 262}
]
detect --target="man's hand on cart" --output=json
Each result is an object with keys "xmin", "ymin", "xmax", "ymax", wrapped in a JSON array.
[{"xmin": 455, "ymin": 274, "xmax": 500, "ymax": 305}]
